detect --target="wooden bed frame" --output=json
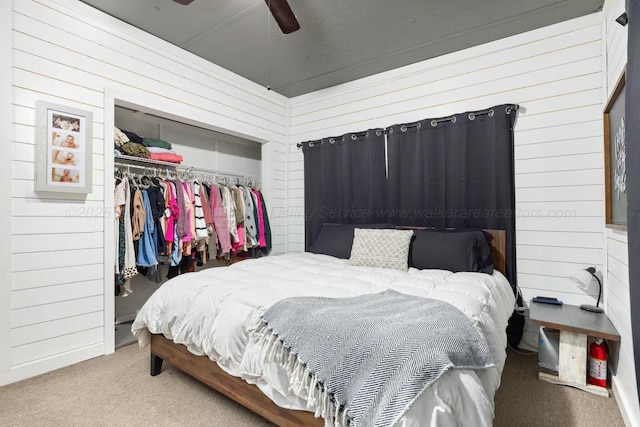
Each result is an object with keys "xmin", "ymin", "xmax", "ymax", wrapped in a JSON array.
[{"xmin": 149, "ymin": 229, "xmax": 507, "ymax": 427}]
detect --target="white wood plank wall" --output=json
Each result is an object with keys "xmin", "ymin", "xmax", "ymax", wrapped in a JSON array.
[
  {"xmin": 602, "ymin": 0, "xmax": 637, "ymax": 425},
  {"xmin": 288, "ymin": 13, "xmax": 605, "ymax": 310},
  {"xmin": 608, "ymin": 229, "xmax": 636, "ymax": 424},
  {"xmin": 289, "ymin": 5, "xmax": 639, "ymax": 423},
  {"xmin": 288, "ymin": 15, "xmax": 605, "ymax": 340},
  {"xmin": 3, "ymin": 0, "xmax": 288, "ymax": 385}
]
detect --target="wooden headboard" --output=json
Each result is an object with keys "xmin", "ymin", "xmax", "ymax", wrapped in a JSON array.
[
  {"xmin": 483, "ymin": 229, "xmax": 506, "ymax": 276},
  {"xmin": 394, "ymin": 226, "xmax": 506, "ymax": 276}
]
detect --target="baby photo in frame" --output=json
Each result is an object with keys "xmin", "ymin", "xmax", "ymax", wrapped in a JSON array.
[{"xmin": 35, "ymin": 101, "xmax": 92, "ymax": 194}]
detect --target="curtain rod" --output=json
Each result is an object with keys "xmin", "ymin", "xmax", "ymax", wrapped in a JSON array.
[
  {"xmin": 297, "ymin": 104, "xmax": 519, "ymax": 148},
  {"xmin": 296, "ymin": 130, "xmax": 384, "ymax": 148}
]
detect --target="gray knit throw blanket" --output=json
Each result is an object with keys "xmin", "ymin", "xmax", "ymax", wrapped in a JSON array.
[{"xmin": 256, "ymin": 289, "xmax": 494, "ymax": 427}]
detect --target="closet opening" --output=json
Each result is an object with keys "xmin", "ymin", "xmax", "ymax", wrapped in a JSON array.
[{"xmin": 109, "ymin": 103, "xmax": 266, "ymax": 349}]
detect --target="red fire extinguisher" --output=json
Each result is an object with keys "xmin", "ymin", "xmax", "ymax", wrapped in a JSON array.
[{"xmin": 589, "ymin": 338, "xmax": 608, "ymax": 387}]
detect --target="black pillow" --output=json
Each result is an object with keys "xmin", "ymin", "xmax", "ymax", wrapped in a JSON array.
[
  {"xmin": 444, "ymin": 229, "xmax": 494, "ymax": 273},
  {"xmin": 308, "ymin": 223, "xmax": 394, "ymax": 259},
  {"xmin": 409, "ymin": 229, "xmax": 494, "ymax": 273}
]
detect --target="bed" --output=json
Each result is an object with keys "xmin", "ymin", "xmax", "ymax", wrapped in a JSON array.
[{"xmin": 132, "ymin": 226, "xmax": 515, "ymax": 427}]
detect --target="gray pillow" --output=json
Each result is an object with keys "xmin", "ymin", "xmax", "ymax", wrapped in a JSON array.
[{"xmin": 349, "ymin": 228, "xmax": 414, "ymax": 271}]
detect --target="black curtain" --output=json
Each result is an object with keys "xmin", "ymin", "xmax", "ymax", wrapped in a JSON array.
[
  {"xmin": 386, "ymin": 104, "xmax": 518, "ymax": 286},
  {"xmin": 625, "ymin": 0, "xmax": 640, "ymax": 405},
  {"xmin": 302, "ymin": 130, "xmax": 388, "ymax": 249},
  {"xmin": 301, "ymin": 104, "xmax": 519, "ymax": 290}
]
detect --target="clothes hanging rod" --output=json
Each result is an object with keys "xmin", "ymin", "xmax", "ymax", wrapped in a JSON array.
[
  {"xmin": 114, "ymin": 163, "xmax": 258, "ymax": 186},
  {"xmin": 114, "ymin": 155, "xmax": 259, "ymax": 184}
]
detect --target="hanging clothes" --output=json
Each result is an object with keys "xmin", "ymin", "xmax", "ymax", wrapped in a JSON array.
[
  {"xmin": 258, "ymin": 190, "xmax": 272, "ymax": 255},
  {"xmin": 180, "ymin": 181, "xmax": 195, "ymax": 271},
  {"xmin": 146, "ymin": 184, "xmax": 167, "ymax": 255},
  {"xmin": 164, "ymin": 180, "xmax": 179, "ymax": 254},
  {"xmin": 137, "ymin": 190, "xmax": 159, "ymax": 268},
  {"xmin": 210, "ymin": 183, "xmax": 231, "ymax": 254},
  {"xmin": 194, "ymin": 182, "xmax": 211, "ymax": 265},
  {"xmin": 131, "ymin": 187, "xmax": 146, "ymax": 241},
  {"xmin": 232, "ymin": 185, "xmax": 244, "ymax": 226},
  {"xmin": 114, "ymin": 162, "xmax": 269, "ymax": 284},
  {"xmin": 250, "ymin": 188, "xmax": 271, "ymax": 255},
  {"xmin": 114, "ymin": 176, "xmax": 125, "ymax": 295},
  {"xmin": 250, "ymin": 190, "xmax": 260, "ymax": 242},
  {"xmin": 121, "ymin": 176, "xmax": 138, "ymax": 294},
  {"xmin": 182, "ymin": 181, "xmax": 195, "ymax": 244},
  {"xmin": 234, "ymin": 186, "xmax": 247, "ymax": 252},
  {"xmin": 220, "ymin": 185, "xmax": 239, "ymax": 245},
  {"xmin": 114, "ymin": 177, "xmax": 125, "ymax": 275},
  {"xmin": 157, "ymin": 180, "xmax": 169, "ymax": 243},
  {"xmin": 200, "ymin": 183, "xmax": 213, "ymax": 235},
  {"xmin": 166, "ymin": 180, "xmax": 183, "ymax": 267},
  {"xmin": 241, "ymin": 186, "xmax": 258, "ymax": 247},
  {"xmin": 171, "ymin": 179, "xmax": 189, "ymax": 241},
  {"xmin": 194, "ymin": 181, "xmax": 208, "ymax": 241}
]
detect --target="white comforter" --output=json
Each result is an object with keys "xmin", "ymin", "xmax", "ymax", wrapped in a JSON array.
[{"xmin": 132, "ymin": 252, "xmax": 515, "ymax": 427}]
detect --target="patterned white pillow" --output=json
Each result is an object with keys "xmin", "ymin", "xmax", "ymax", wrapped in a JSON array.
[{"xmin": 349, "ymin": 228, "xmax": 414, "ymax": 271}]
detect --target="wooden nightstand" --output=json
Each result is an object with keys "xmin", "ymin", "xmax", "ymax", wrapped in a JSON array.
[{"xmin": 529, "ymin": 302, "xmax": 620, "ymax": 397}]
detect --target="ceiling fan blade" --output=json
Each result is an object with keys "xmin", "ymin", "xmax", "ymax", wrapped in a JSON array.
[
  {"xmin": 173, "ymin": 0, "xmax": 194, "ymax": 5},
  {"xmin": 264, "ymin": 0, "xmax": 300, "ymax": 34}
]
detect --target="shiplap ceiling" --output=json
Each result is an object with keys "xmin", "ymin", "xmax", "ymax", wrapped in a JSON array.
[{"xmin": 80, "ymin": 0, "xmax": 603, "ymax": 98}]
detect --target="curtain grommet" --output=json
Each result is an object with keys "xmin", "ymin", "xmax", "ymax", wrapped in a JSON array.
[
  {"xmin": 351, "ymin": 134, "xmax": 358, "ymax": 140},
  {"xmin": 376, "ymin": 129, "xmax": 383, "ymax": 136},
  {"xmin": 451, "ymin": 116, "xmax": 457, "ymax": 123},
  {"xmin": 506, "ymin": 106, "xmax": 513, "ymax": 115},
  {"xmin": 430, "ymin": 120, "xmax": 437, "ymax": 127},
  {"xmin": 468, "ymin": 113, "xmax": 475, "ymax": 120},
  {"xmin": 489, "ymin": 109, "xmax": 495, "ymax": 117},
  {"xmin": 388, "ymin": 127, "xmax": 394, "ymax": 134},
  {"xmin": 416, "ymin": 122, "xmax": 421, "ymax": 129},
  {"xmin": 309, "ymin": 142, "xmax": 315, "ymax": 147},
  {"xmin": 329, "ymin": 138, "xmax": 336, "ymax": 144},
  {"xmin": 400, "ymin": 125, "xmax": 407, "ymax": 132}
]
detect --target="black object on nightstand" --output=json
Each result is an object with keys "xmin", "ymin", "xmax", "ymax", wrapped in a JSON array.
[{"xmin": 532, "ymin": 296, "xmax": 563, "ymax": 305}]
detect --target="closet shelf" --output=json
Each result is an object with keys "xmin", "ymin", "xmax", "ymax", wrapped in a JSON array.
[{"xmin": 115, "ymin": 154, "xmax": 181, "ymax": 168}]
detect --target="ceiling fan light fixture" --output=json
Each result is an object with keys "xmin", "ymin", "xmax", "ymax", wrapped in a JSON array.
[{"xmin": 264, "ymin": 0, "xmax": 300, "ymax": 34}]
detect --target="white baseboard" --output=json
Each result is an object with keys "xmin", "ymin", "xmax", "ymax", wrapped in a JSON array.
[
  {"xmin": 612, "ymin": 379, "xmax": 640, "ymax": 427},
  {"xmin": 0, "ymin": 343, "xmax": 104, "ymax": 387}
]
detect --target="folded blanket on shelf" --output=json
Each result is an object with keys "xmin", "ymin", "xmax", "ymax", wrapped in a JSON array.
[
  {"xmin": 142, "ymin": 137, "xmax": 173, "ymax": 150},
  {"xmin": 114, "ymin": 127, "xmax": 130, "ymax": 147},
  {"xmin": 119, "ymin": 142, "xmax": 150, "ymax": 158},
  {"xmin": 148, "ymin": 152, "xmax": 183, "ymax": 163},
  {"xmin": 146, "ymin": 146, "xmax": 177, "ymax": 154},
  {"xmin": 121, "ymin": 129, "xmax": 144, "ymax": 145}
]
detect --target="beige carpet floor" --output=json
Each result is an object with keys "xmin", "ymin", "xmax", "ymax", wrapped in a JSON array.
[{"xmin": 0, "ymin": 344, "xmax": 625, "ymax": 426}]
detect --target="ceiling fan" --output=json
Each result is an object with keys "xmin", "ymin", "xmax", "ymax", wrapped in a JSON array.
[{"xmin": 173, "ymin": 0, "xmax": 300, "ymax": 34}]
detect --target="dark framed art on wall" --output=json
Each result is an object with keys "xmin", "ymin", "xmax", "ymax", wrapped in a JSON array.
[
  {"xmin": 35, "ymin": 101, "xmax": 93, "ymax": 195},
  {"xmin": 604, "ymin": 71, "xmax": 627, "ymax": 229}
]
